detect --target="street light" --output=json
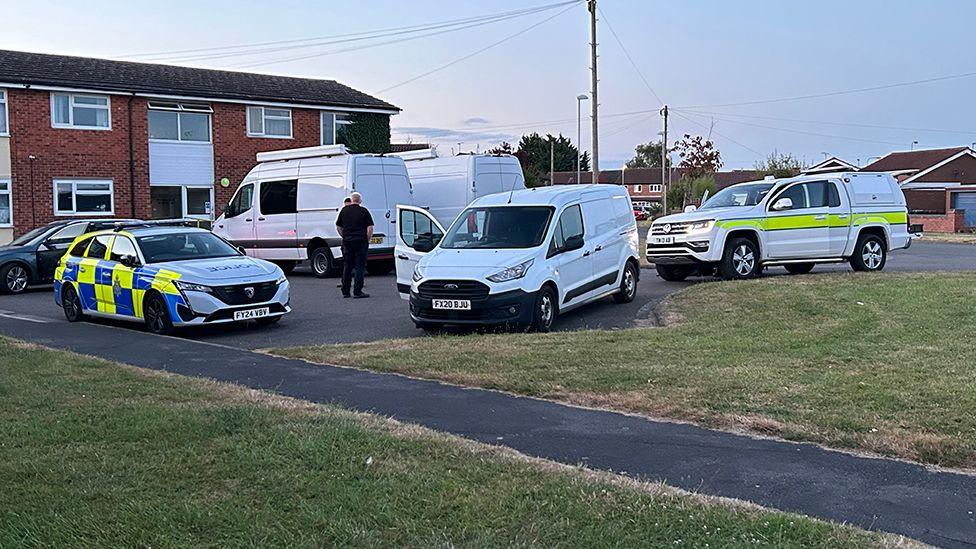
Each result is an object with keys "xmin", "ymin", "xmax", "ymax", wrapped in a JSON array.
[
  {"xmin": 576, "ymin": 94, "xmax": 589, "ymax": 183},
  {"xmin": 621, "ymin": 163, "xmax": 627, "ymax": 187},
  {"xmin": 911, "ymin": 140, "xmax": 919, "ymax": 151}
]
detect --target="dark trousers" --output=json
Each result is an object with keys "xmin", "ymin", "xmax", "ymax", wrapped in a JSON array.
[{"xmin": 341, "ymin": 238, "xmax": 368, "ymax": 296}]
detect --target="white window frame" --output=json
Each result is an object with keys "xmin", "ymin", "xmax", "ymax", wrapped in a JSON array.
[
  {"xmin": 246, "ymin": 106, "xmax": 292, "ymax": 138},
  {"xmin": 0, "ymin": 178, "xmax": 11, "ymax": 227},
  {"xmin": 650, "ymin": 184, "xmax": 662, "ymax": 193},
  {"xmin": 0, "ymin": 89, "xmax": 8, "ymax": 136},
  {"xmin": 53, "ymin": 179, "xmax": 115, "ymax": 216},
  {"xmin": 50, "ymin": 93, "xmax": 112, "ymax": 130},
  {"xmin": 320, "ymin": 111, "xmax": 353, "ymax": 145},
  {"xmin": 634, "ymin": 184, "xmax": 643, "ymax": 193},
  {"xmin": 147, "ymin": 101, "xmax": 213, "ymax": 143}
]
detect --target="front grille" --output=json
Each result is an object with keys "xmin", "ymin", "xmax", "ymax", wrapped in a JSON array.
[
  {"xmin": 417, "ymin": 280, "xmax": 490, "ymax": 301},
  {"xmin": 650, "ymin": 222, "xmax": 692, "ymax": 235},
  {"xmin": 211, "ymin": 280, "xmax": 279, "ymax": 305}
]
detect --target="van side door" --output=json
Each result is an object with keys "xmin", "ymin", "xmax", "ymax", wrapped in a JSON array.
[
  {"xmin": 765, "ymin": 181, "xmax": 830, "ymax": 259},
  {"xmin": 548, "ymin": 204, "xmax": 593, "ymax": 307},
  {"xmin": 254, "ymin": 179, "xmax": 300, "ymax": 260},
  {"xmin": 580, "ymin": 193, "xmax": 622, "ymax": 292},
  {"xmin": 395, "ymin": 205, "xmax": 445, "ymax": 300},
  {"xmin": 826, "ymin": 180, "xmax": 852, "ymax": 257}
]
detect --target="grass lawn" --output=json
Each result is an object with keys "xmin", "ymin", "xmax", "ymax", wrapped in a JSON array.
[
  {"xmin": 0, "ymin": 338, "xmax": 908, "ymax": 547},
  {"xmin": 274, "ymin": 272, "xmax": 976, "ymax": 469}
]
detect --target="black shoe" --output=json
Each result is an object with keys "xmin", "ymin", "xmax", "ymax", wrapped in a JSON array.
[
  {"xmin": 342, "ymin": 293, "xmax": 351, "ymax": 298},
  {"xmin": 336, "ymin": 281, "xmax": 343, "ymax": 288},
  {"xmin": 353, "ymin": 292, "xmax": 370, "ymax": 299}
]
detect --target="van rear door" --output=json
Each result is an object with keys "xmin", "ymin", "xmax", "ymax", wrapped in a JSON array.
[{"xmin": 395, "ymin": 205, "xmax": 445, "ymax": 300}]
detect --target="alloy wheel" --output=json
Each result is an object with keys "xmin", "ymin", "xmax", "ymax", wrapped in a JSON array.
[
  {"xmin": 6, "ymin": 265, "xmax": 28, "ymax": 293},
  {"xmin": 63, "ymin": 286, "xmax": 81, "ymax": 320},
  {"xmin": 146, "ymin": 299, "xmax": 166, "ymax": 333},
  {"xmin": 313, "ymin": 253, "xmax": 328, "ymax": 275},
  {"xmin": 539, "ymin": 294, "xmax": 553, "ymax": 328},
  {"xmin": 733, "ymin": 244, "xmax": 755, "ymax": 276},
  {"xmin": 623, "ymin": 268, "xmax": 636, "ymax": 297},
  {"xmin": 862, "ymin": 241, "xmax": 883, "ymax": 270}
]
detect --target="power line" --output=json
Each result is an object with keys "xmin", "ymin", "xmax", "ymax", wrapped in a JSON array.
[
  {"xmin": 678, "ymin": 70, "xmax": 976, "ymax": 109},
  {"xmin": 671, "ymin": 110, "xmax": 765, "ymax": 157},
  {"xmin": 678, "ymin": 111, "xmax": 907, "ymax": 147},
  {"xmin": 674, "ymin": 108, "xmax": 976, "ymax": 136},
  {"xmin": 375, "ymin": 3, "xmax": 579, "ymax": 94},
  {"xmin": 597, "ymin": 5, "xmax": 664, "ymax": 106}
]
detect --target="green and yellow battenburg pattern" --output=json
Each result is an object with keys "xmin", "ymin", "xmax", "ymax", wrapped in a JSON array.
[{"xmin": 715, "ymin": 211, "xmax": 907, "ymax": 232}]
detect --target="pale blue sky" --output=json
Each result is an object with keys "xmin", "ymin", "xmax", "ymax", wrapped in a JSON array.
[{"xmin": 4, "ymin": 1, "xmax": 975, "ymax": 169}]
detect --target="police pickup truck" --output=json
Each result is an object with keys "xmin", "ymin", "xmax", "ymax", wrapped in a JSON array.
[{"xmin": 646, "ymin": 172, "xmax": 915, "ymax": 280}]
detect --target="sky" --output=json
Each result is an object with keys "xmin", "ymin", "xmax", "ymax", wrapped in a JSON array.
[{"xmin": 4, "ymin": 0, "xmax": 976, "ymax": 170}]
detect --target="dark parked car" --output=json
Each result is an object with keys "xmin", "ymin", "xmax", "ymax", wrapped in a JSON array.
[{"xmin": 0, "ymin": 219, "xmax": 135, "ymax": 294}]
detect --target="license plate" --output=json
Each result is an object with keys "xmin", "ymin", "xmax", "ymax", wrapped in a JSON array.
[
  {"xmin": 370, "ymin": 236, "xmax": 384, "ymax": 245},
  {"xmin": 432, "ymin": 299, "xmax": 471, "ymax": 310},
  {"xmin": 651, "ymin": 236, "xmax": 675, "ymax": 245},
  {"xmin": 233, "ymin": 307, "xmax": 270, "ymax": 321}
]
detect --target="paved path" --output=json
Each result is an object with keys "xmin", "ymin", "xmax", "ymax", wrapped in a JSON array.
[{"xmin": 0, "ymin": 316, "xmax": 973, "ymax": 548}]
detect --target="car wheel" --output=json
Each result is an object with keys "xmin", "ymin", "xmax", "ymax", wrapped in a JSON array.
[
  {"xmin": 366, "ymin": 259, "xmax": 394, "ymax": 276},
  {"xmin": 720, "ymin": 237, "xmax": 760, "ymax": 280},
  {"xmin": 655, "ymin": 264, "xmax": 692, "ymax": 282},
  {"xmin": 530, "ymin": 285, "xmax": 558, "ymax": 333},
  {"xmin": 143, "ymin": 293, "xmax": 174, "ymax": 335},
  {"xmin": 256, "ymin": 315, "xmax": 282, "ymax": 326},
  {"xmin": 0, "ymin": 263, "xmax": 30, "ymax": 294},
  {"xmin": 784, "ymin": 262, "xmax": 815, "ymax": 275},
  {"xmin": 273, "ymin": 261, "xmax": 297, "ymax": 275},
  {"xmin": 613, "ymin": 262, "xmax": 639, "ymax": 303},
  {"xmin": 851, "ymin": 234, "xmax": 887, "ymax": 272},
  {"xmin": 310, "ymin": 247, "xmax": 338, "ymax": 278},
  {"xmin": 61, "ymin": 284, "xmax": 86, "ymax": 322}
]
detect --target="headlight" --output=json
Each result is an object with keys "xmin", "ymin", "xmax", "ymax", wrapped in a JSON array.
[
  {"xmin": 275, "ymin": 275, "xmax": 287, "ymax": 285},
  {"xmin": 175, "ymin": 281, "xmax": 212, "ymax": 293},
  {"xmin": 687, "ymin": 219, "xmax": 715, "ymax": 234},
  {"xmin": 486, "ymin": 259, "xmax": 534, "ymax": 283},
  {"xmin": 412, "ymin": 265, "xmax": 424, "ymax": 283}
]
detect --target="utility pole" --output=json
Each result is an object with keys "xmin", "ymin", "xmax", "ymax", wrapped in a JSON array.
[
  {"xmin": 660, "ymin": 105, "xmax": 668, "ymax": 214},
  {"xmin": 588, "ymin": 0, "xmax": 599, "ymax": 184},
  {"xmin": 550, "ymin": 139, "xmax": 555, "ymax": 187}
]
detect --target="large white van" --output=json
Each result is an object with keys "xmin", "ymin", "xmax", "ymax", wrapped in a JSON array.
[
  {"xmin": 395, "ymin": 184, "xmax": 641, "ymax": 332},
  {"xmin": 393, "ymin": 148, "xmax": 526, "ymax": 228},
  {"xmin": 213, "ymin": 145, "xmax": 412, "ymax": 277}
]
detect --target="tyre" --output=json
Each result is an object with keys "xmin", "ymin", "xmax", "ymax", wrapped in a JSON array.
[
  {"xmin": 784, "ymin": 262, "xmax": 815, "ymax": 275},
  {"xmin": 256, "ymin": 315, "xmax": 282, "ymax": 326},
  {"xmin": 0, "ymin": 262, "xmax": 30, "ymax": 294},
  {"xmin": 850, "ymin": 233, "xmax": 887, "ymax": 272},
  {"xmin": 61, "ymin": 284, "xmax": 86, "ymax": 322},
  {"xmin": 720, "ymin": 237, "xmax": 760, "ymax": 280},
  {"xmin": 366, "ymin": 259, "xmax": 394, "ymax": 276},
  {"xmin": 529, "ymin": 285, "xmax": 558, "ymax": 333},
  {"xmin": 613, "ymin": 262, "xmax": 639, "ymax": 303},
  {"xmin": 273, "ymin": 261, "xmax": 297, "ymax": 275},
  {"xmin": 309, "ymin": 247, "xmax": 339, "ymax": 278},
  {"xmin": 655, "ymin": 264, "xmax": 692, "ymax": 282},
  {"xmin": 143, "ymin": 293, "xmax": 174, "ymax": 335}
]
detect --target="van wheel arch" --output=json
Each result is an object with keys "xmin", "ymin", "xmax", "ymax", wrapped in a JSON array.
[
  {"xmin": 722, "ymin": 229, "xmax": 762, "ymax": 259},
  {"xmin": 625, "ymin": 257, "xmax": 641, "ymax": 281},
  {"xmin": 855, "ymin": 226, "xmax": 888, "ymax": 249}
]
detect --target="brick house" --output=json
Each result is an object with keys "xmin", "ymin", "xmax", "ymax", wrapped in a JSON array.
[
  {"xmin": 860, "ymin": 146, "xmax": 976, "ymax": 232},
  {"xmin": 0, "ymin": 50, "xmax": 399, "ymax": 243}
]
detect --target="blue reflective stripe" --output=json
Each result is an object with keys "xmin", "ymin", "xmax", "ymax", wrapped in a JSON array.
[{"xmin": 77, "ymin": 283, "xmax": 97, "ymax": 311}]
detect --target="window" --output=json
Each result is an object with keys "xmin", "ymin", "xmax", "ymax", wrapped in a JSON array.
[
  {"xmin": 322, "ymin": 112, "xmax": 353, "ymax": 145},
  {"xmin": 51, "ymin": 93, "xmax": 110, "ymax": 129},
  {"xmin": 110, "ymin": 236, "xmax": 138, "ymax": 263},
  {"xmin": 335, "ymin": 113, "xmax": 353, "ymax": 144},
  {"xmin": 828, "ymin": 182, "xmax": 842, "ymax": 207},
  {"xmin": 85, "ymin": 235, "xmax": 112, "ymax": 259},
  {"xmin": 259, "ymin": 180, "xmax": 298, "ymax": 215},
  {"xmin": 54, "ymin": 179, "xmax": 114, "ymax": 215},
  {"xmin": 441, "ymin": 206, "xmax": 554, "ymax": 249},
  {"xmin": 246, "ymin": 106, "xmax": 292, "ymax": 138},
  {"xmin": 69, "ymin": 236, "xmax": 94, "ymax": 257},
  {"xmin": 770, "ymin": 181, "xmax": 828, "ymax": 211},
  {"xmin": 45, "ymin": 223, "xmax": 87, "ymax": 250},
  {"xmin": 321, "ymin": 112, "xmax": 335, "ymax": 145},
  {"xmin": 225, "ymin": 183, "xmax": 254, "ymax": 218},
  {"xmin": 400, "ymin": 209, "xmax": 443, "ymax": 249},
  {"xmin": 148, "ymin": 102, "xmax": 212, "ymax": 142},
  {"xmin": 550, "ymin": 205, "xmax": 584, "ymax": 253},
  {"xmin": 137, "ymin": 232, "xmax": 239, "ymax": 263},
  {"xmin": 0, "ymin": 179, "xmax": 10, "ymax": 226},
  {"xmin": 0, "ymin": 89, "xmax": 7, "ymax": 135},
  {"xmin": 634, "ymin": 185, "xmax": 643, "ymax": 193},
  {"xmin": 650, "ymin": 184, "xmax": 662, "ymax": 193}
]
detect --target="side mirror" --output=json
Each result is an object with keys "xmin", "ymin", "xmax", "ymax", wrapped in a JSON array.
[
  {"xmin": 413, "ymin": 236, "xmax": 435, "ymax": 253},
  {"xmin": 684, "ymin": 205, "xmax": 697, "ymax": 213},
  {"xmin": 237, "ymin": 246, "xmax": 247, "ymax": 255},
  {"xmin": 563, "ymin": 234, "xmax": 584, "ymax": 252},
  {"xmin": 771, "ymin": 197, "xmax": 793, "ymax": 211},
  {"xmin": 120, "ymin": 255, "xmax": 139, "ymax": 268}
]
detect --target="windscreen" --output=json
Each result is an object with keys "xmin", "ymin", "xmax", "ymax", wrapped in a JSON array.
[
  {"xmin": 699, "ymin": 183, "xmax": 774, "ymax": 209},
  {"xmin": 137, "ymin": 232, "xmax": 240, "ymax": 263},
  {"xmin": 441, "ymin": 206, "xmax": 554, "ymax": 249}
]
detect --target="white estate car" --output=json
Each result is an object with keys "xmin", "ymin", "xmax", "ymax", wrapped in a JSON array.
[
  {"xmin": 646, "ymin": 172, "xmax": 915, "ymax": 280},
  {"xmin": 395, "ymin": 185, "xmax": 641, "ymax": 332}
]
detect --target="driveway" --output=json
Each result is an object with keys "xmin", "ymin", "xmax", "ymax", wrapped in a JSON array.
[{"xmin": 0, "ymin": 240, "xmax": 973, "ymax": 349}]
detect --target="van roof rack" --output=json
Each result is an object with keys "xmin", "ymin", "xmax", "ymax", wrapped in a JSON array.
[
  {"xmin": 111, "ymin": 219, "xmax": 204, "ymax": 232},
  {"xmin": 256, "ymin": 144, "xmax": 348, "ymax": 163}
]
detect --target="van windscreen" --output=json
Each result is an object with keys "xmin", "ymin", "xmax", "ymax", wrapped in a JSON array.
[{"xmin": 441, "ymin": 206, "xmax": 554, "ymax": 249}]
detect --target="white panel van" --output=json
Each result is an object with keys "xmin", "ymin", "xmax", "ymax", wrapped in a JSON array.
[
  {"xmin": 393, "ymin": 148, "xmax": 526, "ymax": 228},
  {"xmin": 395, "ymin": 184, "xmax": 641, "ymax": 332},
  {"xmin": 213, "ymin": 145, "xmax": 413, "ymax": 277}
]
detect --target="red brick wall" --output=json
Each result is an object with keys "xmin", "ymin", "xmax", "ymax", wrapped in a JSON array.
[
  {"xmin": 7, "ymin": 89, "xmax": 151, "ymax": 234},
  {"xmin": 904, "ymin": 189, "xmax": 948, "ymax": 213},
  {"xmin": 913, "ymin": 155, "xmax": 976, "ymax": 185},
  {"xmin": 211, "ymin": 103, "xmax": 321, "ymax": 214},
  {"xmin": 911, "ymin": 210, "xmax": 965, "ymax": 233}
]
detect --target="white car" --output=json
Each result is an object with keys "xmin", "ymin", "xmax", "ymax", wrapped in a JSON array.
[
  {"xmin": 646, "ymin": 172, "xmax": 915, "ymax": 280},
  {"xmin": 395, "ymin": 185, "xmax": 641, "ymax": 332}
]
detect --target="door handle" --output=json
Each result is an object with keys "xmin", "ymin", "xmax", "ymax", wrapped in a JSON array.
[
  {"xmin": 814, "ymin": 215, "xmax": 827, "ymax": 220},
  {"xmin": 245, "ymin": 218, "xmax": 252, "ymax": 222},
  {"xmin": 257, "ymin": 217, "xmax": 266, "ymax": 221},
  {"xmin": 396, "ymin": 254, "xmax": 409, "ymax": 260},
  {"xmin": 837, "ymin": 214, "xmax": 849, "ymax": 219},
  {"xmin": 78, "ymin": 266, "xmax": 86, "ymax": 273},
  {"xmin": 594, "ymin": 244, "xmax": 604, "ymax": 251},
  {"xmin": 583, "ymin": 250, "xmax": 591, "ymax": 257},
  {"xmin": 217, "ymin": 224, "xmax": 224, "ymax": 228}
]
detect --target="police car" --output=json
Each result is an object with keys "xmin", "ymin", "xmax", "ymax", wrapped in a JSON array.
[{"xmin": 54, "ymin": 223, "xmax": 290, "ymax": 334}]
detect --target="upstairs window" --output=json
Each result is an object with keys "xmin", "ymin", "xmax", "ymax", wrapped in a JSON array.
[
  {"xmin": 51, "ymin": 93, "xmax": 111, "ymax": 129},
  {"xmin": 321, "ymin": 112, "xmax": 353, "ymax": 145},
  {"xmin": 148, "ymin": 101, "xmax": 212, "ymax": 142},
  {"xmin": 246, "ymin": 106, "xmax": 291, "ymax": 138},
  {"xmin": 0, "ymin": 89, "xmax": 7, "ymax": 135}
]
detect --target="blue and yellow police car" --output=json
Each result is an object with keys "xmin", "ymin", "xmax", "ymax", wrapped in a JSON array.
[{"xmin": 54, "ymin": 223, "xmax": 290, "ymax": 334}]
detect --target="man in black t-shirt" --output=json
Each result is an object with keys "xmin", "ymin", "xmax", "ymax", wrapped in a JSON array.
[{"xmin": 335, "ymin": 192, "xmax": 374, "ymax": 298}]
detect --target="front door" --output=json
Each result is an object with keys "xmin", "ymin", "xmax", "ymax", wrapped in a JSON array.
[
  {"xmin": 765, "ymin": 181, "xmax": 830, "ymax": 259},
  {"xmin": 395, "ymin": 205, "xmax": 445, "ymax": 300},
  {"xmin": 826, "ymin": 180, "xmax": 852, "ymax": 257}
]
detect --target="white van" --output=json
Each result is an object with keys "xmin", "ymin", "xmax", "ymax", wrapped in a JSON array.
[
  {"xmin": 395, "ymin": 184, "xmax": 641, "ymax": 332},
  {"xmin": 393, "ymin": 148, "xmax": 526, "ymax": 228},
  {"xmin": 213, "ymin": 145, "xmax": 412, "ymax": 277}
]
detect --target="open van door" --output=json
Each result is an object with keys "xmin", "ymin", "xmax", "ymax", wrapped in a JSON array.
[{"xmin": 395, "ymin": 205, "xmax": 446, "ymax": 300}]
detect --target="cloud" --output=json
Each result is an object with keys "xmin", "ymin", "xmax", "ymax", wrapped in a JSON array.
[
  {"xmin": 392, "ymin": 125, "xmax": 516, "ymax": 144},
  {"xmin": 462, "ymin": 117, "xmax": 492, "ymax": 126}
]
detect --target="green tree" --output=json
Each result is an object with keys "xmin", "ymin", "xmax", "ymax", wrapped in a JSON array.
[
  {"xmin": 673, "ymin": 134, "xmax": 722, "ymax": 180},
  {"xmin": 754, "ymin": 150, "xmax": 802, "ymax": 178},
  {"xmin": 340, "ymin": 113, "xmax": 391, "ymax": 154},
  {"xmin": 625, "ymin": 140, "xmax": 672, "ymax": 169},
  {"xmin": 666, "ymin": 175, "xmax": 716, "ymax": 212},
  {"xmin": 514, "ymin": 133, "xmax": 588, "ymax": 187}
]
